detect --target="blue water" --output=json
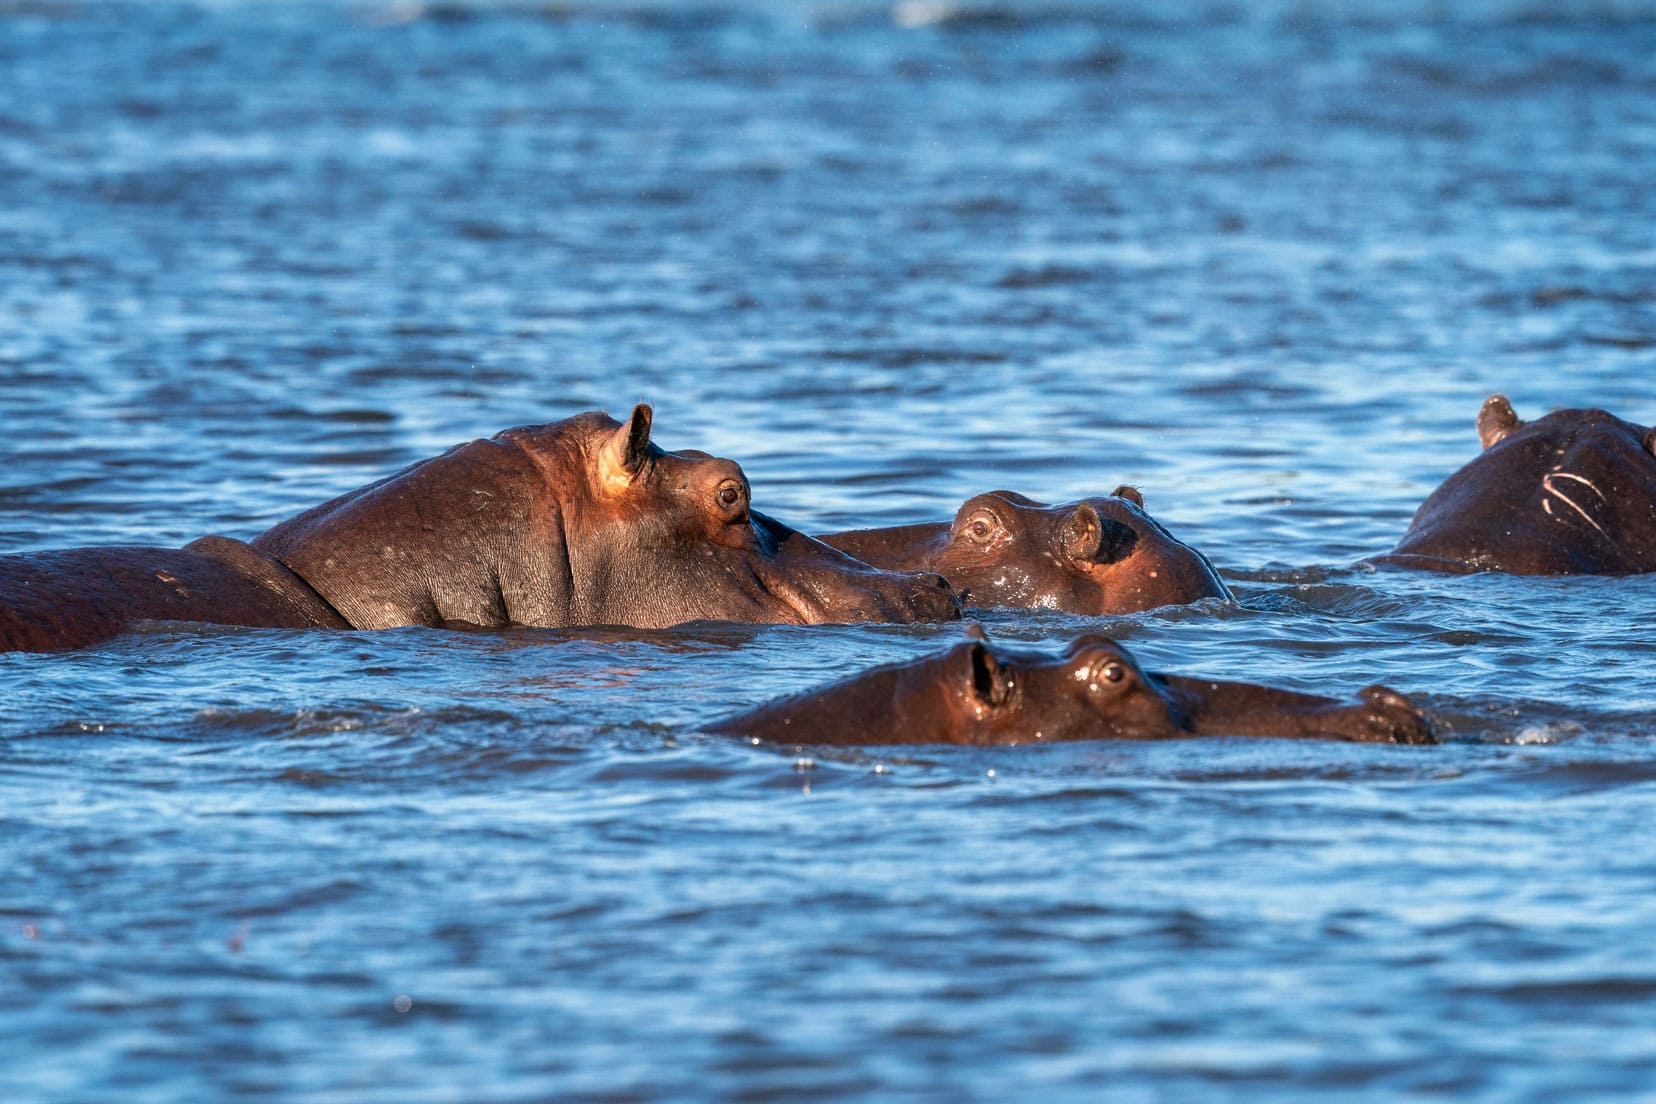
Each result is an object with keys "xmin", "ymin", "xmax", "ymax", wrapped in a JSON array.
[{"xmin": 5, "ymin": 1, "xmax": 1656, "ymax": 1099}]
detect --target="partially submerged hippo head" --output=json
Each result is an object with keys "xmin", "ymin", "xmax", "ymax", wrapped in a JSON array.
[
  {"xmin": 1385, "ymin": 394, "xmax": 1656, "ymax": 575},
  {"xmin": 252, "ymin": 405, "xmax": 959, "ymax": 630},
  {"xmin": 710, "ymin": 627, "xmax": 1434, "ymax": 746},
  {"xmin": 821, "ymin": 489, "xmax": 1231, "ymax": 614}
]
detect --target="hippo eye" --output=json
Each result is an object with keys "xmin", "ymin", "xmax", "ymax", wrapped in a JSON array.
[
  {"xmin": 1100, "ymin": 662, "xmax": 1126, "ymax": 684},
  {"xmin": 716, "ymin": 481, "xmax": 745, "ymax": 512},
  {"xmin": 965, "ymin": 515, "xmax": 996, "ymax": 543}
]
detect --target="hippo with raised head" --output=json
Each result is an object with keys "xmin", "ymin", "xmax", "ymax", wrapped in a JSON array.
[
  {"xmin": 819, "ymin": 488, "xmax": 1231, "ymax": 614},
  {"xmin": 710, "ymin": 628, "xmax": 1435, "ymax": 747},
  {"xmin": 1383, "ymin": 395, "xmax": 1656, "ymax": 575},
  {"xmin": 1, "ymin": 406, "xmax": 958, "ymax": 652}
]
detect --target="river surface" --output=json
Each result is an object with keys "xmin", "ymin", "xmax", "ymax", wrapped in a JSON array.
[{"xmin": 4, "ymin": 1, "xmax": 1656, "ymax": 1100}]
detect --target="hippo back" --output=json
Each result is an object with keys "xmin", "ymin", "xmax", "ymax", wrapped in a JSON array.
[
  {"xmin": 252, "ymin": 435, "xmax": 567, "ymax": 630},
  {"xmin": 1387, "ymin": 402, "xmax": 1656, "ymax": 575},
  {"xmin": 0, "ymin": 537, "xmax": 348, "ymax": 652}
]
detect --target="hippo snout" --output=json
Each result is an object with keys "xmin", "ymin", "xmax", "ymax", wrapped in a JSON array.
[
  {"xmin": 875, "ymin": 569, "xmax": 961, "ymax": 623},
  {"xmin": 915, "ymin": 570, "xmax": 963, "ymax": 621},
  {"xmin": 1355, "ymin": 684, "xmax": 1437, "ymax": 745}
]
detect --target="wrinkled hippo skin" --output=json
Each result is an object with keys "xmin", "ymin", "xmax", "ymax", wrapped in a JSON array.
[
  {"xmin": 2, "ymin": 406, "xmax": 957, "ymax": 652},
  {"xmin": 710, "ymin": 627, "xmax": 1435, "ymax": 747},
  {"xmin": 819, "ymin": 488, "xmax": 1231, "ymax": 614},
  {"xmin": 0, "ymin": 536, "xmax": 349, "ymax": 652},
  {"xmin": 251, "ymin": 405, "xmax": 957, "ymax": 631},
  {"xmin": 1383, "ymin": 395, "xmax": 1656, "ymax": 575}
]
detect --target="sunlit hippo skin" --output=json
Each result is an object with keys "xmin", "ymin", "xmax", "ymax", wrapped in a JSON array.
[
  {"xmin": 1382, "ymin": 395, "xmax": 1656, "ymax": 575},
  {"xmin": 1, "ymin": 406, "xmax": 958, "ymax": 652},
  {"xmin": 709, "ymin": 627, "xmax": 1435, "ymax": 747},
  {"xmin": 818, "ymin": 488, "xmax": 1232, "ymax": 614},
  {"xmin": 0, "ymin": 537, "xmax": 350, "ymax": 653},
  {"xmin": 251, "ymin": 404, "xmax": 959, "ymax": 631}
]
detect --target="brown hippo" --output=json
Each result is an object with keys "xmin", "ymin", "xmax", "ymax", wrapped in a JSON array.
[
  {"xmin": 709, "ymin": 627, "xmax": 1435, "ymax": 747},
  {"xmin": 0, "ymin": 536, "xmax": 350, "ymax": 653},
  {"xmin": 1383, "ymin": 395, "xmax": 1656, "ymax": 575},
  {"xmin": 819, "ymin": 488, "xmax": 1231, "ymax": 614},
  {"xmin": 1, "ymin": 406, "xmax": 958, "ymax": 652}
]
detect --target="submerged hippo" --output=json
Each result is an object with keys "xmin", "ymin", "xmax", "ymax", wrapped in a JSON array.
[
  {"xmin": 1, "ymin": 406, "xmax": 958, "ymax": 652},
  {"xmin": 1383, "ymin": 395, "xmax": 1656, "ymax": 575},
  {"xmin": 0, "ymin": 537, "xmax": 350, "ymax": 653},
  {"xmin": 819, "ymin": 488, "xmax": 1231, "ymax": 614},
  {"xmin": 710, "ymin": 627, "xmax": 1435, "ymax": 746}
]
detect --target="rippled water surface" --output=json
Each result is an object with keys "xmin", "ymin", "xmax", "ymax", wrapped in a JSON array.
[{"xmin": 5, "ymin": 1, "xmax": 1656, "ymax": 1100}]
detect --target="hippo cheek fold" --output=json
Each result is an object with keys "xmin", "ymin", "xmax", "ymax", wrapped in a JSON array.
[
  {"xmin": 737, "ymin": 560, "xmax": 826, "ymax": 625},
  {"xmin": 741, "ymin": 556, "xmax": 954, "ymax": 625}
]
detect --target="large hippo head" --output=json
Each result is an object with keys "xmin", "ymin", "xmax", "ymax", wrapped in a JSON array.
[
  {"xmin": 1385, "ymin": 395, "xmax": 1656, "ymax": 575},
  {"xmin": 252, "ymin": 406, "xmax": 960, "ymax": 630},
  {"xmin": 709, "ymin": 628, "xmax": 1434, "ymax": 746},
  {"xmin": 821, "ymin": 489, "xmax": 1231, "ymax": 614}
]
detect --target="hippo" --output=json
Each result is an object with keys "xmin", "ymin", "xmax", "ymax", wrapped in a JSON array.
[
  {"xmin": 1, "ymin": 406, "xmax": 959, "ymax": 652},
  {"xmin": 819, "ymin": 488, "xmax": 1232, "ymax": 614},
  {"xmin": 709, "ymin": 627, "xmax": 1435, "ymax": 747},
  {"xmin": 0, "ymin": 536, "xmax": 350, "ymax": 653},
  {"xmin": 1383, "ymin": 395, "xmax": 1656, "ymax": 575}
]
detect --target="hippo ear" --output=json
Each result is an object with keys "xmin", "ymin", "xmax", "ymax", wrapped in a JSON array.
[
  {"xmin": 968, "ymin": 641, "xmax": 1012, "ymax": 707},
  {"xmin": 1477, "ymin": 394, "xmax": 1522, "ymax": 450},
  {"xmin": 1062, "ymin": 502, "xmax": 1105, "ymax": 562},
  {"xmin": 1110, "ymin": 485, "xmax": 1145, "ymax": 508},
  {"xmin": 598, "ymin": 404, "xmax": 654, "ymax": 490}
]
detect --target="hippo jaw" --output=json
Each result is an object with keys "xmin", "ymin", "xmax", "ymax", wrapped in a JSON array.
[
  {"xmin": 1154, "ymin": 674, "xmax": 1436, "ymax": 744},
  {"xmin": 750, "ymin": 514, "xmax": 960, "ymax": 625}
]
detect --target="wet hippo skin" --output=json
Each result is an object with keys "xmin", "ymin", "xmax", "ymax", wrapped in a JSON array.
[
  {"xmin": 1382, "ymin": 395, "xmax": 1656, "ymax": 575},
  {"xmin": 252, "ymin": 405, "xmax": 958, "ymax": 631},
  {"xmin": 0, "ymin": 536, "xmax": 350, "ymax": 653},
  {"xmin": 2, "ymin": 406, "xmax": 959, "ymax": 652},
  {"xmin": 820, "ymin": 489, "xmax": 1231, "ymax": 614},
  {"xmin": 709, "ymin": 627, "xmax": 1435, "ymax": 747}
]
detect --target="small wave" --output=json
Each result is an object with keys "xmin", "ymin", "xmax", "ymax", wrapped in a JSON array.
[
  {"xmin": 994, "ymin": 264, "xmax": 1095, "ymax": 289},
  {"xmin": 1460, "ymin": 975, "xmax": 1656, "ymax": 1006}
]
